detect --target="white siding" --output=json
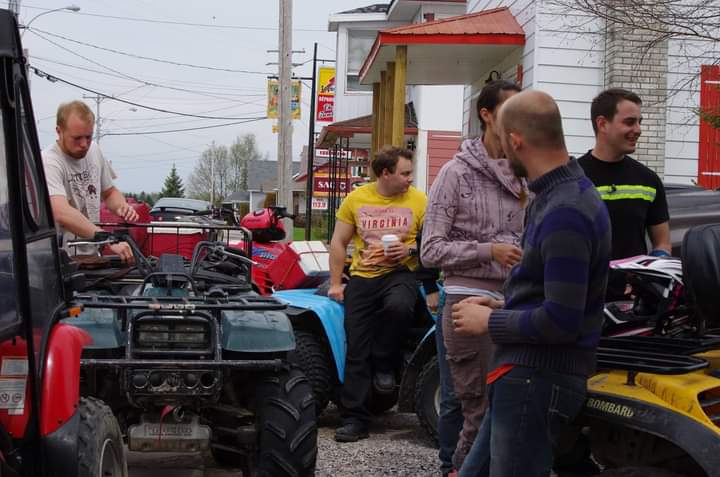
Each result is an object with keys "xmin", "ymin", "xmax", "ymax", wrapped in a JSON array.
[
  {"xmin": 464, "ymin": 0, "xmax": 537, "ymax": 135},
  {"xmin": 413, "ymin": 85, "xmax": 464, "ymax": 132},
  {"xmin": 333, "ymin": 22, "xmax": 406, "ymax": 122},
  {"xmin": 534, "ymin": 5, "xmax": 605, "ymax": 157},
  {"xmin": 664, "ymin": 38, "xmax": 720, "ymax": 183}
]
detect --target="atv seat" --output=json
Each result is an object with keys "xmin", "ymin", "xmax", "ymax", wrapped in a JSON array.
[{"xmin": 682, "ymin": 223, "xmax": 720, "ymax": 332}]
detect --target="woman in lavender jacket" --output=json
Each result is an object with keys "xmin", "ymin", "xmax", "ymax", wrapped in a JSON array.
[{"xmin": 421, "ymin": 80, "xmax": 527, "ymax": 470}]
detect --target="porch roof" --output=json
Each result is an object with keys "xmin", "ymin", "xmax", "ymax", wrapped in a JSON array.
[{"xmin": 359, "ymin": 7, "xmax": 525, "ymax": 85}]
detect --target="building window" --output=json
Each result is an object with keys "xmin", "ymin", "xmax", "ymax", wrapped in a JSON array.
[{"xmin": 346, "ymin": 30, "xmax": 376, "ymax": 92}]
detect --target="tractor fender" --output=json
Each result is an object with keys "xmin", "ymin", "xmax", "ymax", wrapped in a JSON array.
[
  {"xmin": 40, "ymin": 323, "xmax": 92, "ymax": 436},
  {"xmin": 221, "ymin": 310, "xmax": 295, "ymax": 352},
  {"xmin": 398, "ymin": 324, "xmax": 437, "ymax": 413},
  {"xmin": 61, "ymin": 307, "xmax": 124, "ymax": 350},
  {"xmin": 583, "ymin": 389, "xmax": 720, "ymax": 474},
  {"xmin": 273, "ymin": 289, "xmax": 346, "ymax": 382}
]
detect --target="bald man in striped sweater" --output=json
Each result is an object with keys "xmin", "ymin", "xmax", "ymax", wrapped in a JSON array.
[{"xmin": 452, "ymin": 90, "xmax": 611, "ymax": 477}]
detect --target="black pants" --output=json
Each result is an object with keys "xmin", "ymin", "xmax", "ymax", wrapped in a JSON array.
[{"xmin": 340, "ymin": 269, "xmax": 418, "ymax": 424}]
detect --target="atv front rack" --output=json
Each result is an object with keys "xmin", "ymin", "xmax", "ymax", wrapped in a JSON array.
[{"xmin": 73, "ymin": 293, "xmax": 286, "ymax": 311}]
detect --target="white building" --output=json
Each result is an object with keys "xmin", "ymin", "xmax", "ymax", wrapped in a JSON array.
[{"xmin": 320, "ymin": 1, "xmax": 469, "ymax": 193}]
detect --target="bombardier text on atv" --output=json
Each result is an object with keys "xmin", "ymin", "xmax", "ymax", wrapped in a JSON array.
[
  {"xmin": 0, "ymin": 12, "xmax": 127, "ymax": 476},
  {"xmin": 63, "ymin": 224, "xmax": 318, "ymax": 477}
]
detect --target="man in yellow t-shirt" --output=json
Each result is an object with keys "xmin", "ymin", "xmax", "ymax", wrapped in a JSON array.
[{"xmin": 328, "ymin": 146, "xmax": 427, "ymax": 442}]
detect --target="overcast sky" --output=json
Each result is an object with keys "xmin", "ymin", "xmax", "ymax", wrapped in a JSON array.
[{"xmin": 18, "ymin": 0, "xmax": 367, "ymax": 193}]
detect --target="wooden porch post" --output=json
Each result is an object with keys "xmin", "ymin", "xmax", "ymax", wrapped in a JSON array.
[
  {"xmin": 383, "ymin": 61, "xmax": 395, "ymax": 147},
  {"xmin": 371, "ymin": 82, "xmax": 380, "ymax": 160},
  {"xmin": 377, "ymin": 71, "xmax": 387, "ymax": 154},
  {"xmin": 392, "ymin": 45, "xmax": 407, "ymax": 147}
]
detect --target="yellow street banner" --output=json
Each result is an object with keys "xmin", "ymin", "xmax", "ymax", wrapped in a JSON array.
[
  {"xmin": 316, "ymin": 67, "xmax": 335, "ymax": 122},
  {"xmin": 267, "ymin": 79, "xmax": 301, "ymax": 120}
]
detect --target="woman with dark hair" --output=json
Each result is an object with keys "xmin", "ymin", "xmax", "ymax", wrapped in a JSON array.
[{"xmin": 421, "ymin": 79, "xmax": 527, "ymax": 473}]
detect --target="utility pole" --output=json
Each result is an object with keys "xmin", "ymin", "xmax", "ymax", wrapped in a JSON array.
[
  {"xmin": 8, "ymin": 0, "xmax": 20, "ymax": 18},
  {"xmin": 304, "ymin": 43, "xmax": 318, "ymax": 241},
  {"xmin": 83, "ymin": 94, "xmax": 104, "ymax": 144},
  {"xmin": 210, "ymin": 146, "xmax": 215, "ymax": 206},
  {"xmin": 277, "ymin": 0, "xmax": 293, "ymax": 240}
]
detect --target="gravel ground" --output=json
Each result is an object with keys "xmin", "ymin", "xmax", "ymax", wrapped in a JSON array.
[
  {"xmin": 316, "ymin": 405, "xmax": 439, "ymax": 477},
  {"xmin": 128, "ymin": 405, "xmax": 440, "ymax": 477}
]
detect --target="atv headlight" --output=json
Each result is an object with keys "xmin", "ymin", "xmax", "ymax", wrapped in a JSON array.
[
  {"xmin": 136, "ymin": 322, "xmax": 209, "ymax": 348},
  {"xmin": 138, "ymin": 323, "xmax": 169, "ymax": 344},
  {"xmin": 169, "ymin": 324, "xmax": 207, "ymax": 343}
]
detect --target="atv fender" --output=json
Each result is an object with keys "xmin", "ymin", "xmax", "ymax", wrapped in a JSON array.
[
  {"xmin": 273, "ymin": 289, "xmax": 346, "ymax": 381},
  {"xmin": 61, "ymin": 307, "xmax": 124, "ymax": 350},
  {"xmin": 41, "ymin": 324, "xmax": 92, "ymax": 436},
  {"xmin": 398, "ymin": 325, "xmax": 437, "ymax": 413},
  {"xmin": 221, "ymin": 310, "xmax": 295, "ymax": 352},
  {"xmin": 584, "ymin": 370, "xmax": 720, "ymax": 473}
]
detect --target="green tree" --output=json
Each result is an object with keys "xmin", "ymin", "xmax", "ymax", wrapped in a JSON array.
[
  {"xmin": 229, "ymin": 133, "xmax": 263, "ymax": 192},
  {"xmin": 160, "ymin": 164, "xmax": 185, "ymax": 198},
  {"xmin": 187, "ymin": 142, "xmax": 230, "ymax": 205}
]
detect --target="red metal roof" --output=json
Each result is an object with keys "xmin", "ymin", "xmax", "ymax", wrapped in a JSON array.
[
  {"xmin": 382, "ymin": 7, "xmax": 523, "ymax": 37},
  {"xmin": 359, "ymin": 7, "xmax": 525, "ymax": 82},
  {"xmin": 316, "ymin": 104, "xmax": 418, "ymax": 149}
]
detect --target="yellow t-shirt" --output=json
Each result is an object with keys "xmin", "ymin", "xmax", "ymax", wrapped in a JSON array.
[{"xmin": 336, "ymin": 182, "xmax": 427, "ymax": 278}]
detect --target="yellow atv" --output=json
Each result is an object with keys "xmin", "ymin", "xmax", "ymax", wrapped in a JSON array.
[{"xmin": 576, "ymin": 224, "xmax": 720, "ymax": 476}]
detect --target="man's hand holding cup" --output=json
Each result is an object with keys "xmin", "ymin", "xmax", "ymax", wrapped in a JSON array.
[{"xmin": 382, "ymin": 234, "xmax": 407, "ymax": 262}]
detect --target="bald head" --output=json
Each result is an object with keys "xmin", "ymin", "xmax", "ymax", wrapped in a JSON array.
[{"xmin": 498, "ymin": 90, "xmax": 566, "ymax": 151}]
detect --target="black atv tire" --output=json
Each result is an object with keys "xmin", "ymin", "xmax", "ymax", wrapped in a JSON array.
[
  {"xmin": 367, "ymin": 387, "xmax": 399, "ymax": 415},
  {"xmin": 599, "ymin": 467, "xmax": 683, "ymax": 477},
  {"xmin": 288, "ymin": 330, "xmax": 333, "ymax": 415},
  {"xmin": 77, "ymin": 397, "xmax": 128, "ymax": 477},
  {"xmin": 415, "ymin": 356, "xmax": 440, "ymax": 445},
  {"xmin": 255, "ymin": 367, "xmax": 317, "ymax": 477}
]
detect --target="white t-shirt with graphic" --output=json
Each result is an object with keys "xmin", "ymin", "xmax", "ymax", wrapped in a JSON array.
[{"xmin": 42, "ymin": 142, "xmax": 114, "ymax": 253}]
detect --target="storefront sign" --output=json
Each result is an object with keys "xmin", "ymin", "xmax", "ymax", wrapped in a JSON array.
[{"xmin": 316, "ymin": 67, "xmax": 335, "ymax": 122}]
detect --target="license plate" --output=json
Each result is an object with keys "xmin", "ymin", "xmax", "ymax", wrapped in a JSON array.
[{"xmin": 143, "ymin": 423, "xmax": 194, "ymax": 438}]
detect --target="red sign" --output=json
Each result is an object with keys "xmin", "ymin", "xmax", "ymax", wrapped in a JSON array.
[
  {"xmin": 316, "ymin": 95, "xmax": 334, "ymax": 122},
  {"xmin": 313, "ymin": 174, "xmax": 369, "ymax": 197}
]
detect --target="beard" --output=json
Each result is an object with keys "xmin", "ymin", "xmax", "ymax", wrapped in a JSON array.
[{"xmin": 508, "ymin": 155, "xmax": 528, "ymax": 178}]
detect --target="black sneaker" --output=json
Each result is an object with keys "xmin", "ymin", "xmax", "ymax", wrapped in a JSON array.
[
  {"xmin": 373, "ymin": 372, "xmax": 396, "ymax": 394},
  {"xmin": 334, "ymin": 422, "xmax": 369, "ymax": 442}
]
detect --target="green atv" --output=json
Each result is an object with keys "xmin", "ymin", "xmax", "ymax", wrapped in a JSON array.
[{"xmin": 64, "ymin": 229, "xmax": 317, "ymax": 476}]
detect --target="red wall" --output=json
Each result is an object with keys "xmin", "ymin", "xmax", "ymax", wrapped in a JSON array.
[
  {"xmin": 427, "ymin": 130, "xmax": 463, "ymax": 188},
  {"xmin": 699, "ymin": 65, "xmax": 720, "ymax": 189}
]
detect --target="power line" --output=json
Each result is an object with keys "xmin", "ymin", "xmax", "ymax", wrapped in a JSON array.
[
  {"xmin": 20, "ymin": 4, "xmax": 327, "ymax": 32},
  {"xmin": 107, "ymin": 111, "xmax": 266, "ymax": 131},
  {"xmin": 31, "ymin": 66, "xmax": 268, "ymax": 121},
  {"xmin": 31, "ymin": 57, "xmax": 266, "ymax": 98},
  {"xmin": 30, "ymin": 27, "xmax": 273, "ymax": 75},
  {"xmin": 28, "ymin": 31, "xmax": 268, "ymax": 106},
  {"xmin": 102, "ymin": 117, "xmax": 267, "ymax": 136}
]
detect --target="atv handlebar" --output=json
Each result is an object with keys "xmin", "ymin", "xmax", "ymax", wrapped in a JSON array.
[{"xmin": 269, "ymin": 206, "xmax": 296, "ymax": 220}]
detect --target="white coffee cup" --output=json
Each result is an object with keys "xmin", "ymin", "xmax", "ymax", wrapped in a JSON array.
[{"xmin": 381, "ymin": 234, "xmax": 400, "ymax": 255}]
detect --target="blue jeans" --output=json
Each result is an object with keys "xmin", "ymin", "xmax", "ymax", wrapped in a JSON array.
[
  {"xmin": 435, "ymin": 311, "xmax": 464, "ymax": 475},
  {"xmin": 458, "ymin": 366, "xmax": 586, "ymax": 477}
]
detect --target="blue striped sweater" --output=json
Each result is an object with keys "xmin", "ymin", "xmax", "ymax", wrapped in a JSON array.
[{"xmin": 489, "ymin": 160, "xmax": 611, "ymax": 377}]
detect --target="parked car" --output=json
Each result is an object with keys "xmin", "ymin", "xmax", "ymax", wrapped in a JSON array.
[
  {"xmin": 666, "ymin": 183, "xmax": 720, "ymax": 255},
  {"xmin": 150, "ymin": 197, "xmax": 212, "ymax": 221}
]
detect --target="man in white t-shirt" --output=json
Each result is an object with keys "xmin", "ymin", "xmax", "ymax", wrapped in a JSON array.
[{"xmin": 42, "ymin": 100, "xmax": 138, "ymax": 262}]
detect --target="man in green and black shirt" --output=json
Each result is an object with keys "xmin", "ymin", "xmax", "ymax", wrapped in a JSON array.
[{"xmin": 579, "ymin": 88, "xmax": 671, "ymax": 301}]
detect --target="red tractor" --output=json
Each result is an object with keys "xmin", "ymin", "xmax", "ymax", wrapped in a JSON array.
[{"xmin": 0, "ymin": 11, "xmax": 126, "ymax": 475}]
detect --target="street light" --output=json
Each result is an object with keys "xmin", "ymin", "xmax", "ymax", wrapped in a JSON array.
[{"xmin": 21, "ymin": 5, "xmax": 80, "ymax": 35}]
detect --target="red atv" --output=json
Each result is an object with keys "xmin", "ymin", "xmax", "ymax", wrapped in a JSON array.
[
  {"xmin": 0, "ymin": 11, "xmax": 127, "ymax": 475},
  {"xmin": 234, "ymin": 206, "xmax": 329, "ymax": 295}
]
